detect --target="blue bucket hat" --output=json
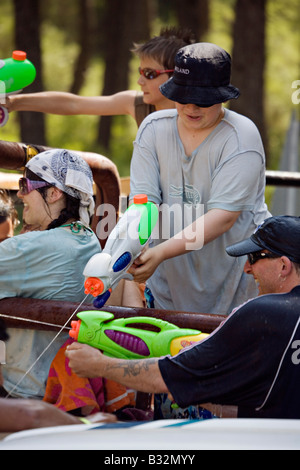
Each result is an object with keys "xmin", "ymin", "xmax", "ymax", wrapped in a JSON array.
[{"xmin": 160, "ymin": 42, "xmax": 240, "ymax": 107}]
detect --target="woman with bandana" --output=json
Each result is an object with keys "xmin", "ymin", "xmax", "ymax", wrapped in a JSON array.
[{"xmin": 0, "ymin": 148, "xmax": 100, "ymax": 400}]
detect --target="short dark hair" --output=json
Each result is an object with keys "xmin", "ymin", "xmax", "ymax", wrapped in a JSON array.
[
  {"xmin": 0, "ymin": 189, "xmax": 19, "ymax": 229},
  {"xmin": 132, "ymin": 27, "xmax": 196, "ymax": 72},
  {"xmin": 0, "ymin": 318, "xmax": 9, "ymax": 342},
  {"xmin": 294, "ymin": 262, "xmax": 300, "ymax": 275}
]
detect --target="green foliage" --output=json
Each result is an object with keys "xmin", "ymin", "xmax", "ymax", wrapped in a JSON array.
[
  {"xmin": 265, "ymin": 0, "xmax": 300, "ymax": 169},
  {"xmin": 206, "ymin": 0, "xmax": 236, "ymax": 50},
  {"xmin": 0, "ymin": 0, "xmax": 14, "ymax": 55},
  {"xmin": 0, "ymin": 0, "xmax": 299, "ymax": 180}
]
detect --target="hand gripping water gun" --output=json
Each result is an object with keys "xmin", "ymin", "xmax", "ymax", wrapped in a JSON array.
[
  {"xmin": 83, "ymin": 194, "xmax": 159, "ymax": 308},
  {"xmin": 69, "ymin": 311, "xmax": 209, "ymax": 359},
  {"xmin": 0, "ymin": 50, "xmax": 36, "ymax": 127}
]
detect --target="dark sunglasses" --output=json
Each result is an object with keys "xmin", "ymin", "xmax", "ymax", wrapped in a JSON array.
[
  {"xmin": 176, "ymin": 101, "xmax": 213, "ymax": 108},
  {"xmin": 247, "ymin": 251, "xmax": 280, "ymax": 265},
  {"xmin": 18, "ymin": 177, "xmax": 51, "ymax": 195},
  {"xmin": 138, "ymin": 67, "xmax": 174, "ymax": 80}
]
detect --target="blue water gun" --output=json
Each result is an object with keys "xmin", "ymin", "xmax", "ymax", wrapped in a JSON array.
[
  {"xmin": 0, "ymin": 50, "xmax": 36, "ymax": 127},
  {"xmin": 83, "ymin": 194, "xmax": 158, "ymax": 308}
]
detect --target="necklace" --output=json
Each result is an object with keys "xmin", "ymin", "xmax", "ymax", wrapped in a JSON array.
[{"xmin": 61, "ymin": 221, "xmax": 86, "ymax": 233}]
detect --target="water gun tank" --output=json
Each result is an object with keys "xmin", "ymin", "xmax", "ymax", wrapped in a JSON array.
[
  {"xmin": 0, "ymin": 51, "xmax": 36, "ymax": 127},
  {"xmin": 83, "ymin": 194, "xmax": 158, "ymax": 308}
]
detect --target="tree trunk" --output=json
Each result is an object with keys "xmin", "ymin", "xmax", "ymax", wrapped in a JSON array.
[
  {"xmin": 174, "ymin": 0, "xmax": 210, "ymax": 41},
  {"xmin": 96, "ymin": 0, "xmax": 152, "ymax": 152},
  {"xmin": 69, "ymin": 0, "xmax": 93, "ymax": 95},
  {"xmin": 13, "ymin": 0, "xmax": 46, "ymax": 145},
  {"xmin": 230, "ymin": 0, "xmax": 268, "ymax": 164}
]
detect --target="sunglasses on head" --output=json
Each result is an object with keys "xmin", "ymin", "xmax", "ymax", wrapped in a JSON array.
[
  {"xmin": 138, "ymin": 67, "xmax": 174, "ymax": 80},
  {"xmin": 247, "ymin": 251, "xmax": 280, "ymax": 265},
  {"xmin": 18, "ymin": 177, "xmax": 51, "ymax": 195}
]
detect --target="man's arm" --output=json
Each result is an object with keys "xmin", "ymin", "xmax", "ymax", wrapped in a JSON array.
[
  {"xmin": 65, "ymin": 342, "xmax": 169, "ymax": 394},
  {"xmin": 0, "ymin": 398, "xmax": 116, "ymax": 432}
]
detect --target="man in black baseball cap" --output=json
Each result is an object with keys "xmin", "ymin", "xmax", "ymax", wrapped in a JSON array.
[
  {"xmin": 226, "ymin": 215, "xmax": 300, "ymax": 262},
  {"xmin": 67, "ymin": 214, "xmax": 300, "ymax": 419},
  {"xmin": 226, "ymin": 215, "xmax": 300, "ymax": 296}
]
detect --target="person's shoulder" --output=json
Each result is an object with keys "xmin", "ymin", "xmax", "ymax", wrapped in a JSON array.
[
  {"xmin": 231, "ymin": 290, "xmax": 298, "ymax": 321},
  {"xmin": 222, "ymin": 108, "xmax": 264, "ymax": 154},
  {"xmin": 137, "ymin": 108, "xmax": 177, "ymax": 135},
  {"xmin": 223, "ymin": 108, "xmax": 261, "ymax": 136},
  {"xmin": 0, "ymin": 230, "xmax": 50, "ymax": 258},
  {"xmin": 15, "ymin": 227, "xmax": 75, "ymax": 245},
  {"xmin": 143, "ymin": 108, "xmax": 177, "ymax": 123}
]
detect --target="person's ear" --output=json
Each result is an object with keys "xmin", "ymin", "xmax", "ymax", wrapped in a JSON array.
[
  {"xmin": 279, "ymin": 256, "xmax": 293, "ymax": 278},
  {"xmin": 46, "ymin": 187, "xmax": 64, "ymax": 204}
]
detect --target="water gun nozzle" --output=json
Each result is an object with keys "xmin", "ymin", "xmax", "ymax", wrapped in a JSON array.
[
  {"xmin": 69, "ymin": 320, "xmax": 81, "ymax": 341},
  {"xmin": 84, "ymin": 277, "xmax": 105, "ymax": 297}
]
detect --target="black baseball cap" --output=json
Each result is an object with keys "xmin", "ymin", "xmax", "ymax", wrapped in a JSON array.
[
  {"xmin": 226, "ymin": 216, "xmax": 300, "ymax": 264},
  {"xmin": 160, "ymin": 42, "xmax": 240, "ymax": 107}
]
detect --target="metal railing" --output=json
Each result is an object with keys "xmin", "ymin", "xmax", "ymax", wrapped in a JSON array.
[{"xmin": 266, "ymin": 170, "xmax": 300, "ymax": 187}]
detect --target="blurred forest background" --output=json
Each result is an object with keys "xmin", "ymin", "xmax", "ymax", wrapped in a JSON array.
[{"xmin": 0, "ymin": 0, "xmax": 299, "ymax": 178}]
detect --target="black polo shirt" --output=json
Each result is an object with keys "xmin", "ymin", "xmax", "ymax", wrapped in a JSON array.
[{"xmin": 159, "ymin": 285, "xmax": 300, "ymax": 418}]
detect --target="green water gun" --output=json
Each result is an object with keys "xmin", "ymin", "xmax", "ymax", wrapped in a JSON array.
[
  {"xmin": 69, "ymin": 310, "xmax": 209, "ymax": 359},
  {"xmin": 0, "ymin": 50, "xmax": 36, "ymax": 127},
  {"xmin": 83, "ymin": 194, "xmax": 159, "ymax": 308}
]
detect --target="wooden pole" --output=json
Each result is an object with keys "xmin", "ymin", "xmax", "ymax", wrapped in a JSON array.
[{"xmin": 0, "ymin": 297, "xmax": 225, "ymax": 333}]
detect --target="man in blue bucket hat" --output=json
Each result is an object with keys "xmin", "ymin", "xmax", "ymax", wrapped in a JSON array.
[
  {"xmin": 128, "ymin": 42, "xmax": 270, "ymax": 316},
  {"xmin": 160, "ymin": 42, "xmax": 240, "ymax": 106}
]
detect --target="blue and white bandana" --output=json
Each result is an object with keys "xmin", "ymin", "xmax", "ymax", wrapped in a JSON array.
[{"xmin": 26, "ymin": 149, "xmax": 95, "ymax": 226}]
